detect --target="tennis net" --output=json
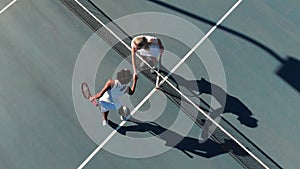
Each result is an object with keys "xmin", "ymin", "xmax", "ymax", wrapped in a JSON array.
[{"xmin": 60, "ymin": 0, "xmax": 282, "ymax": 168}]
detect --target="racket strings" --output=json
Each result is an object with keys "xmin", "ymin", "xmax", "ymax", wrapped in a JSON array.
[{"xmin": 82, "ymin": 83, "xmax": 91, "ymax": 99}]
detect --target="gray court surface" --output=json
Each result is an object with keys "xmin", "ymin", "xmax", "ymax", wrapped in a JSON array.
[{"xmin": 0, "ymin": 0, "xmax": 299, "ymax": 169}]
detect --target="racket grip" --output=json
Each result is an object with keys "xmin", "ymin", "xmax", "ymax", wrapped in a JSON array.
[{"xmin": 92, "ymin": 100, "xmax": 98, "ymax": 107}]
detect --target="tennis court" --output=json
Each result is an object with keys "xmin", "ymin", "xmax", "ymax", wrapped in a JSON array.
[{"xmin": 0, "ymin": 0, "xmax": 299, "ymax": 169}]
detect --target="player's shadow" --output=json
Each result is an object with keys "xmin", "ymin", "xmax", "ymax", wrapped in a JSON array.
[
  {"xmin": 108, "ymin": 118, "xmax": 249, "ymax": 158},
  {"xmin": 148, "ymin": 0, "xmax": 300, "ymax": 94},
  {"xmin": 158, "ymin": 68, "xmax": 258, "ymax": 128},
  {"xmin": 276, "ymin": 56, "xmax": 300, "ymax": 93}
]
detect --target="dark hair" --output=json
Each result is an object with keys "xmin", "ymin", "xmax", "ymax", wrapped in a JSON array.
[
  {"xmin": 117, "ymin": 69, "xmax": 132, "ymax": 84},
  {"xmin": 135, "ymin": 37, "xmax": 148, "ymax": 48}
]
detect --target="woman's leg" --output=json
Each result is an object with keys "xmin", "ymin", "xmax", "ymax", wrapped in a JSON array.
[
  {"xmin": 102, "ymin": 111, "xmax": 109, "ymax": 126},
  {"xmin": 140, "ymin": 55, "xmax": 148, "ymax": 68},
  {"xmin": 103, "ymin": 111, "xmax": 109, "ymax": 121},
  {"xmin": 151, "ymin": 57, "xmax": 158, "ymax": 67}
]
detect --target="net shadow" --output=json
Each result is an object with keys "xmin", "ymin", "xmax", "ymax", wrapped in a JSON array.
[{"xmin": 60, "ymin": 1, "xmax": 283, "ymax": 168}]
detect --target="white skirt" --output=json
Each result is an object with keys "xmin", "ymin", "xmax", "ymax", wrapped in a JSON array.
[{"xmin": 137, "ymin": 45, "xmax": 160, "ymax": 58}]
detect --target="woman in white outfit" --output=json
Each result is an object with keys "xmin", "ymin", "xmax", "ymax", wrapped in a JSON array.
[
  {"xmin": 131, "ymin": 35, "xmax": 164, "ymax": 74},
  {"xmin": 89, "ymin": 69, "xmax": 138, "ymax": 126}
]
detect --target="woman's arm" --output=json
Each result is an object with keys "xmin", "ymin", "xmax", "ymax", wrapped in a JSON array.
[
  {"xmin": 128, "ymin": 74, "xmax": 138, "ymax": 95},
  {"xmin": 157, "ymin": 39, "xmax": 164, "ymax": 64},
  {"xmin": 89, "ymin": 79, "xmax": 114, "ymax": 101},
  {"xmin": 157, "ymin": 39, "xmax": 164, "ymax": 49},
  {"xmin": 131, "ymin": 47, "xmax": 137, "ymax": 75}
]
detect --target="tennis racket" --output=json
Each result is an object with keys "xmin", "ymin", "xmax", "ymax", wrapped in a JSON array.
[{"xmin": 81, "ymin": 82, "xmax": 98, "ymax": 106}]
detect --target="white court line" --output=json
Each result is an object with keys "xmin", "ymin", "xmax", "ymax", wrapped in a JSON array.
[
  {"xmin": 78, "ymin": 88, "xmax": 158, "ymax": 169},
  {"xmin": 163, "ymin": 0, "xmax": 243, "ymax": 80},
  {"xmin": 163, "ymin": 75, "xmax": 270, "ymax": 169},
  {"xmin": 0, "ymin": 0, "xmax": 17, "ymax": 14},
  {"xmin": 75, "ymin": 0, "xmax": 160, "ymax": 70},
  {"xmin": 75, "ymin": 0, "xmax": 130, "ymax": 50},
  {"xmin": 155, "ymin": 0, "xmax": 269, "ymax": 168},
  {"xmin": 154, "ymin": 0, "xmax": 269, "ymax": 167},
  {"xmin": 75, "ymin": 0, "xmax": 269, "ymax": 168}
]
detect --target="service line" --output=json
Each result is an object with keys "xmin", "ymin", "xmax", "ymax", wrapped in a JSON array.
[{"xmin": 0, "ymin": 0, "xmax": 17, "ymax": 15}]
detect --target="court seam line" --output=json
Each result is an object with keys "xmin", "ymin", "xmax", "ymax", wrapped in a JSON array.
[
  {"xmin": 75, "ymin": 0, "xmax": 268, "ymax": 169},
  {"xmin": 0, "ymin": 0, "xmax": 17, "ymax": 14}
]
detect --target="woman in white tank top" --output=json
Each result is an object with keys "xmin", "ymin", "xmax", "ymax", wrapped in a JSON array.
[
  {"xmin": 131, "ymin": 35, "xmax": 164, "ymax": 74},
  {"xmin": 89, "ymin": 69, "xmax": 138, "ymax": 126}
]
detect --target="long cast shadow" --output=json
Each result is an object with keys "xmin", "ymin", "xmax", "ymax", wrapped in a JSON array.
[
  {"xmin": 158, "ymin": 68, "xmax": 258, "ymax": 128},
  {"xmin": 108, "ymin": 118, "xmax": 248, "ymax": 158},
  {"xmin": 276, "ymin": 56, "xmax": 300, "ymax": 93},
  {"xmin": 148, "ymin": 0, "xmax": 283, "ymax": 62},
  {"xmin": 148, "ymin": 0, "xmax": 300, "ymax": 94}
]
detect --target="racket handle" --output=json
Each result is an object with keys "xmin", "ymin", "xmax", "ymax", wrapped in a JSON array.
[{"xmin": 92, "ymin": 100, "xmax": 98, "ymax": 107}]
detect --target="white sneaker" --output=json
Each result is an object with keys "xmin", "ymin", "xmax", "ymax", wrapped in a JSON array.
[
  {"xmin": 120, "ymin": 116, "xmax": 125, "ymax": 121},
  {"xmin": 102, "ymin": 120, "xmax": 107, "ymax": 126},
  {"xmin": 120, "ymin": 115, "xmax": 128, "ymax": 121}
]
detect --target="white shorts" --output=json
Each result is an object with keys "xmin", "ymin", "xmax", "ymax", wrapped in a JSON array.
[{"xmin": 99, "ymin": 101, "xmax": 121, "ymax": 113}]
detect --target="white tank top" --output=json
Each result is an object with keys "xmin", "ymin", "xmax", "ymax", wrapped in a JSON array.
[
  {"xmin": 99, "ymin": 80, "xmax": 128, "ymax": 108},
  {"xmin": 131, "ymin": 35, "xmax": 160, "ymax": 57}
]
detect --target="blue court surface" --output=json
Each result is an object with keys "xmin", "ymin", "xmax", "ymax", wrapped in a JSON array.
[{"xmin": 0, "ymin": 1, "xmax": 299, "ymax": 169}]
